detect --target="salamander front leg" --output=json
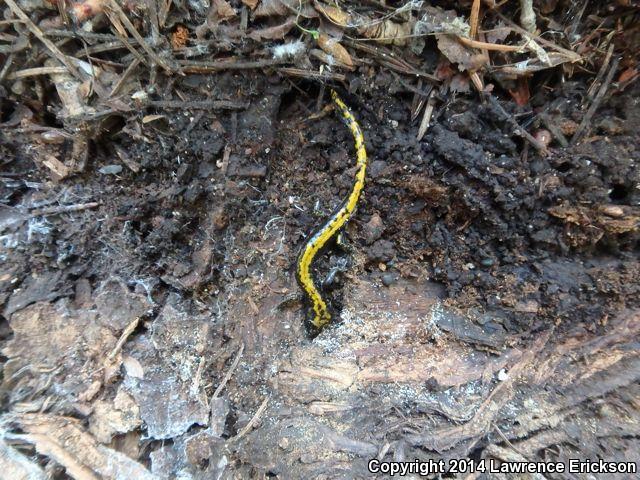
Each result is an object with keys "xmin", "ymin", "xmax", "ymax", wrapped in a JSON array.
[
  {"xmin": 334, "ymin": 231, "xmax": 354, "ymax": 253},
  {"xmin": 323, "ymin": 256, "xmax": 349, "ymax": 289}
]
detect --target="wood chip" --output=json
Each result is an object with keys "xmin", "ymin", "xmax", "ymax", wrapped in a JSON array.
[{"xmin": 42, "ymin": 155, "xmax": 70, "ymax": 180}]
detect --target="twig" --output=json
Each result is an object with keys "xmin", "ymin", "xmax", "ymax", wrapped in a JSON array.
[
  {"xmin": 491, "ymin": 52, "xmax": 581, "ymax": 77},
  {"xmin": 572, "ymin": 57, "xmax": 620, "ymax": 145},
  {"xmin": 539, "ymin": 113, "xmax": 569, "ymax": 147},
  {"xmin": 469, "ymin": 71, "xmax": 484, "ymax": 92},
  {"xmin": 458, "ymin": 36, "xmax": 523, "ymax": 52},
  {"xmin": 519, "ymin": 0, "xmax": 536, "ymax": 33},
  {"xmin": 110, "ymin": 58, "xmax": 141, "ymax": 97},
  {"xmin": 190, "ymin": 356, "xmax": 206, "ymax": 396},
  {"xmin": 493, "ymin": 422, "xmax": 528, "ymax": 458},
  {"xmin": 586, "ymin": 41, "xmax": 614, "ymax": 101},
  {"xmin": 487, "ymin": 96, "xmax": 549, "ymax": 156},
  {"xmin": 159, "ymin": 0, "xmax": 171, "ymax": 28},
  {"xmin": 493, "ymin": 11, "xmax": 581, "ymax": 62},
  {"xmin": 75, "ymin": 40, "xmax": 131, "ymax": 57},
  {"xmin": 212, "ymin": 343, "xmax": 244, "ymax": 399},
  {"xmin": 220, "ymin": 144, "xmax": 231, "ymax": 175},
  {"xmin": 469, "ymin": 0, "xmax": 481, "ymax": 39},
  {"xmin": 344, "ymin": 39, "xmax": 439, "ymax": 82},
  {"xmin": 278, "ymin": 67, "xmax": 346, "ymax": 82},
  {"xmin": 416, "ymin": 89, "xmax": 436, "ymax": 142},
  {"xmin": 7, "ymin": 66, "xmax": 68, "ymax": 80},
  {"xmin": 146, "ymin": 99, "xmax": 248, "ymax": 110},
  {"xmin": 0, "ymin": 53, "xmax": 15, "ymax": 83},
  {"xmin": 107, "ymin": 316, "xmax": 140, "ymax": 361},
  {"xmin": 103, "ymin": 10, "xmax": 148, "ymax": 66},
  {"xmin": 234, "ymin": 395, "xmax": 270, "ymax": 440},
  {"xmin": 30, "ymin": 202, "xmax": 100, "ymax": 216},
  {"xmin": 144, "ymin": 0, "xmax": 161, "ymax": 45},
  {"xmin": 44, "ymin": 29, "xmax": 135, "ymax": 43},
  {"xmin": 106, "ymin": 0, "xmax": 176, "ymax": 73},
  {"xmin": 4, "ymin": 0, "xmax": 83, "ymax": 81},
  {"xmin": 180, "ymin": 58, "xmax": 286, "ymax": 73}
]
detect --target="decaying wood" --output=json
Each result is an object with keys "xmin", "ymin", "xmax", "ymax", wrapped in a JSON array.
[
  {"xmin": 3, "ymin": 414, "xmax": 155, "ymax": 480},
  {"xmin": 0, "ymin": 439, "xmax": 46, "ymax": 480},
  {"xmin": 233, "ymin": 278, "xmax": 640, "ymax": 474},
  {"xmin": 406, "ymin": 331, "xmax": 552, "ymax": 452}
]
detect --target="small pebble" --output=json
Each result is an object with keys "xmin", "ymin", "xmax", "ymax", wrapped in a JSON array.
[
  {"xmin": 497, "ymin": 369, "xmax": 509, "ymax": 381},
  {"xmin": 601, "ymin": 205, "xmax": 624, "ymax": 218},
  {"xmin": 41, "ymin": 131, "xmax": 66, "ymax": 144},
  {"xmin": 369, "ymin": 160, "xmax": 388, "ymax": 177},
  {"xmin": 534, "ymin": 129, "xmax": 552, "ymax": 147},
  {"xmin": 131, "ymin": 90, "xmax": 148, "ymax": 101},
  {"xmin": 597, "ymin": 117, "xmax": 625, "ymax": 135},
  {"xmin": 381, "ymin": 273, "xmax": 396, "ymax": 287},
  {"xmin": 98, "ymin": 164, "xmax": 123, "ymax": 175},
  {"xmin": 363, "ymin": 213, "xmax": 385, "ymax": 245},
  {"xmin": 558, "ymin": 118, "xmax": 578, "ymax": 136},
  {"xmin": 11, "ymin": 80, "xmax": 26, "ymax": 95},
  {"xmin": 279, "ymin": 437, "xmax": 290, "ymax": 449},
  {"xmin": 480, "ymin": 258, "xmax": 494, "ymax": 267}
]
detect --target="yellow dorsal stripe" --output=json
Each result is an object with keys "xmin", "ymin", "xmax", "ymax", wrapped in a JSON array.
[{"xmin": 296, "ymin": 90, "xmax": 367, "ymax": 329}]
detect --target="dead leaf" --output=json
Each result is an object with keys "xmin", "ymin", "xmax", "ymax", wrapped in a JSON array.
[
  {"xmin": 415, "ymin": 5, "xmax": 468, "ymax": 36},
  {"xmin": 247, "ymin": 18, "xmax": 296, "ymax": 41},
  {"xmin": 212, "ymin": 0, "xmax": 236, "ymax": 20},
  {"xmin": 47, "ymin": 59, "xmax": 97, "ymax": 120},
  {"xmin": 508, "ymin": 77, "xmax": 531, "ymax": 106},
  {"xmin": 241, "ymin": 0, "xmax": 259, "ymax": 9},
  {"xmin": 142, "ymin": 114, "xmax": 166, "ymax": 123},
  {"xmin": 548, "ymin": 204, "xmax": 639, "ymax": 247},
  {"xmin": 435, "ymin": 59, "xmax": 456, "ymax": 81},
  {"xmin": 313, "ymin": 0, "xmax": 350, "ymax": 27},
  {"xmin": 357, "ymin": 18, "xmax": 413, "ymax": 46},
  {"xmin": 317, "ymin": 33, "xmax": 354, "ymax": 69},
  {"xmin": 121, "ymin": 296, "xmax": 213, "ymax": 439},
  {"xmin": 619, "ymin": 67, "xmax": 638, "ymax": 84},
  {"xmin": 255, "ymin": 0, "xmax": 316, "ymax": 18},
  {"xmin": 450, "ymin": 74, "xmax": 471, "ymax": 93},
  {"xmin": 485, "ymin": 23, "xmax": 511, "ymax": 44},
  {"xmin": 436, "ymin": 34, "xmax": 487, "ymax": 71},
  {"xmin": 254, "ymin": 0, "xmax": 288, "ymax": 17}
]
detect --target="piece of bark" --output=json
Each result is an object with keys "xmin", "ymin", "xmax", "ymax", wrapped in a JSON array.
[{"xmin": 6, "ymin": 413, "xmax": 155, "ymax": 480}]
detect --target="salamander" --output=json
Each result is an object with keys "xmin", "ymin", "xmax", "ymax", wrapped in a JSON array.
[{"xmin": 295, "ymin": 89, "xmax": 367, "ymax": 330}]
